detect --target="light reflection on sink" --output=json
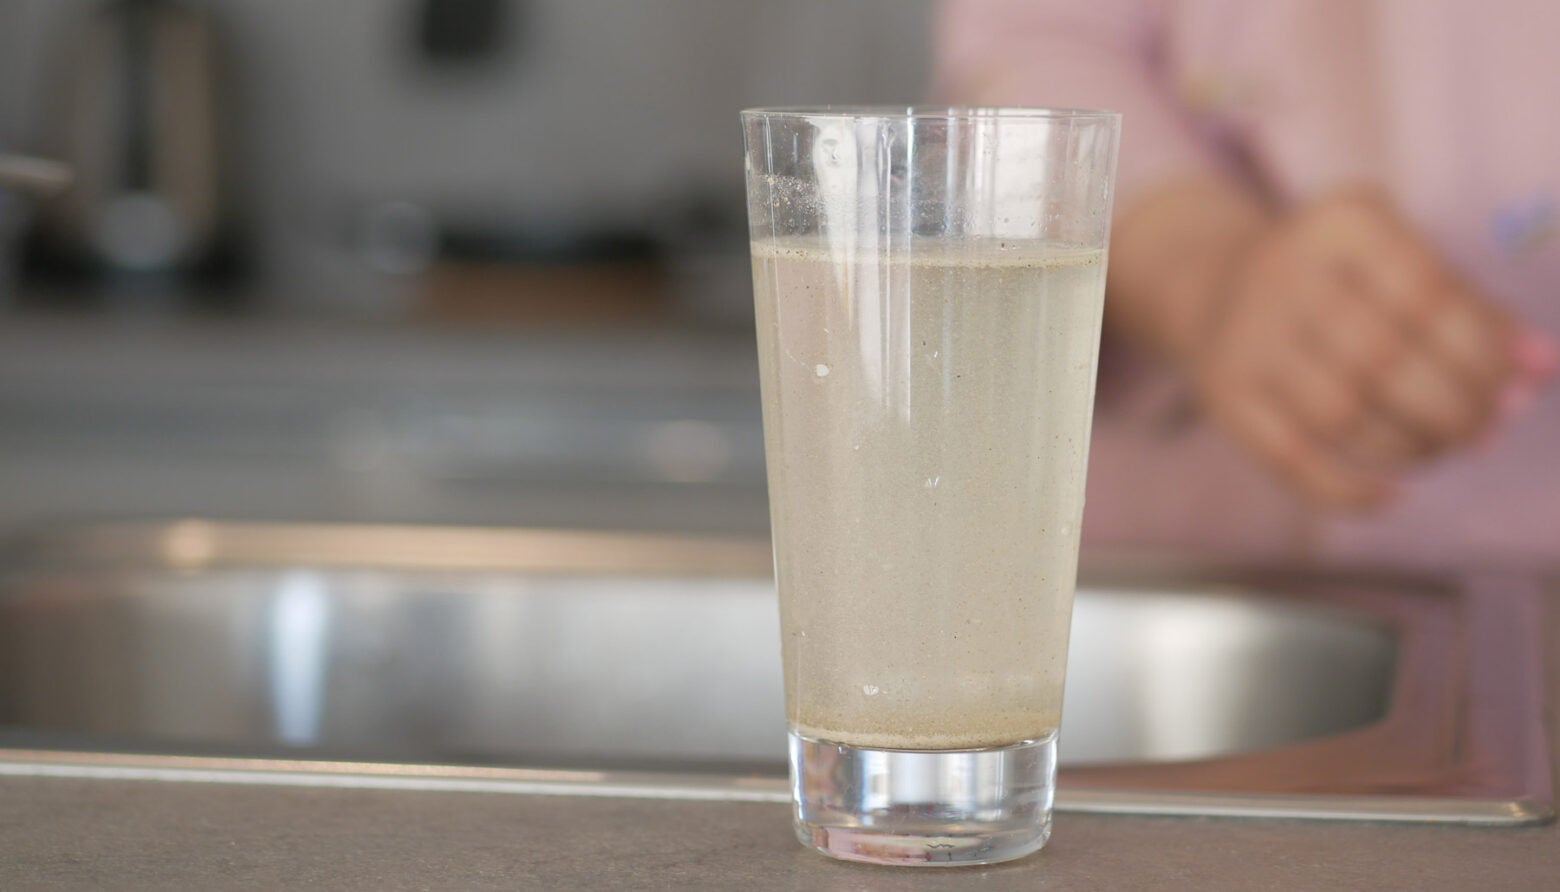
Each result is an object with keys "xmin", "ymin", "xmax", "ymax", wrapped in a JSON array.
[{"xmin": 0, "ymin": 522, "xmax": 1549, "ymax": 824}]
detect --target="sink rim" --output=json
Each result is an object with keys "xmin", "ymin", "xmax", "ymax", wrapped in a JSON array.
[{"xmin": 0, "ymin": 744, "xmax": 1547, "ymax": 826}]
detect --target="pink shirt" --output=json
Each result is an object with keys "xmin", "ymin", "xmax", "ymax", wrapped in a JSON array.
[{"xmin": 936, "ymin": 0, "xmax": 1560, "ymax": 566}]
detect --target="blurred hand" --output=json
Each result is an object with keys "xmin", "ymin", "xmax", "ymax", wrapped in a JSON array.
[{"xmin": 1186, "ymin": 190, "xmax": 1554, "ymax": 509}]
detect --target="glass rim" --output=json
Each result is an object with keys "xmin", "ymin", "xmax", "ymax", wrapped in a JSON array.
[{"xmin": 741, "ymin": 105, "xmax": 1120, "ymax": 123}]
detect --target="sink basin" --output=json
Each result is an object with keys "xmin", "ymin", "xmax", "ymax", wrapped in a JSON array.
[{"xmin": 0, "ymin": 522, "xmax": 1551, "ymax": 824}]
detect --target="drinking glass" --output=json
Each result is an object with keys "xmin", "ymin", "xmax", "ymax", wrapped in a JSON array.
[{"xmin": 742, "ymin": 106, "xmax": 1119, "ymax": 866}]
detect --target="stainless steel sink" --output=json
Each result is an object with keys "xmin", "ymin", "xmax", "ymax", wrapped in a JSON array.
[{"xmin": 0, "ymin": 522, "xmax": 1551, "ymax": 824}]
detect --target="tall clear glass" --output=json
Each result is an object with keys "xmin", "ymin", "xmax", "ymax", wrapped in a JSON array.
[{"xmin": 742, "ymin": 107, "xmax": 1119, "ymax": 866}]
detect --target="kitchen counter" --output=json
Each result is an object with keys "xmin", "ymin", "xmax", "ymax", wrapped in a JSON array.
[
  {"xmin": 3, "ymin": 775, "xmax": 1556, "ymax": 890},
  {"xmin": 3, "ymin": 594, "xmax": 1555, "ymax": 891},
  {"xmin": 0, "ymin": 318, "xmax": 771, "ymax": 537}
]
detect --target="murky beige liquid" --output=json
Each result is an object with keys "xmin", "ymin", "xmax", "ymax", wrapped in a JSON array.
[{"xmin": 752, "ymin": 238, "xmax": 1106, "ymax": 749}]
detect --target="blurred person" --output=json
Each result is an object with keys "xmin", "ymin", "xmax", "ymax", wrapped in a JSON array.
[{"xmin": 936, "ymin": 0, "xmax": 1560, "ymax": 565}]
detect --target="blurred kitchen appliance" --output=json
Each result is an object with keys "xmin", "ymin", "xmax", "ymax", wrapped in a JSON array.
[
  {"xmin": 416, "ymin": 0, "xmax": 518, "ymax": 66},
  {"xmin": 23, "ymin": 0, "xmax": 245, "ymax": 287}
]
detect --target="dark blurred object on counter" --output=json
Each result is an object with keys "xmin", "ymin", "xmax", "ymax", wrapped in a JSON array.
[
  {"xmin": 417, "ymin": 261, "xmax": 670, "ymax": 327},
  {"xmin": 416, "ymin": 0, "xmax": 520, "ymax": 67},
  {"xmin": 414, "ymin": 217, "xmax": 667, "ymax": 326},
  {"xmin": 20, "ymin": 0, "xmax": 250, "ymax": 304}
]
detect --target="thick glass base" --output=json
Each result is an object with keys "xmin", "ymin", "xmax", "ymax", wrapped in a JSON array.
[{"xmin": 788, "ymin": 729, "xmax": 1057, "ymax": 867}]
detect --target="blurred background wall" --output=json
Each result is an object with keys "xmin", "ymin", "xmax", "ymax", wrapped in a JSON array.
[
  {"xmin": 1, "ymin": 0, "xmax": 932, "ymax": 315},
  {"xmin": 0, "ymin": 0, "xmax": 934, "ymax": 537}
]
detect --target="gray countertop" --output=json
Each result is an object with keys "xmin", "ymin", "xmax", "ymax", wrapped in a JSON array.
[
  {"xmin": 4, "ymin": 774, "xmax": 1557, "ymax": 891},
  {"xmin": 0, "ymin": 318, "xmax": 772, "ymax": 538}
]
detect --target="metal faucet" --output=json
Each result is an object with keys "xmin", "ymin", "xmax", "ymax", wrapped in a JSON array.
[{"xmin": 0, "ymin": 155, "xmax": 72, "ymax": 196}]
